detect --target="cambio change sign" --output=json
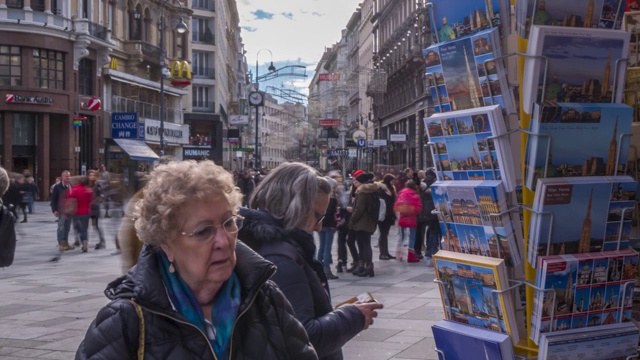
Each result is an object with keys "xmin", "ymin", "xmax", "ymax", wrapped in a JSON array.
[{"xmin": 111, "ymin": 113, "xmax": 138, "ymax": 139}]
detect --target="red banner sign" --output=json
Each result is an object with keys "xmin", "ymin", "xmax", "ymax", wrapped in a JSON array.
[
  {"xmin": 319, "ymin": 119, "xmax": 341, "ymax": 127},
  {"xmin": 319, "ymin": 73, "xmax": 340, "ymax": 81}
]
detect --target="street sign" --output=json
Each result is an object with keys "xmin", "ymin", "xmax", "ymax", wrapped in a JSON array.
[
  {"xmin": 363, "ymin": 148, "xmax": 374, "ymax": 154},
  {"xmin": 356, "ymin": 138, "xmax": 366, "ymax": 147},
  {"xmin": 390, "ymin": 134, "xmax": 407, "ymax": 142},
  {"xmin": 233, "ymin": 147, "xmax": 254, "ymax": 152}
]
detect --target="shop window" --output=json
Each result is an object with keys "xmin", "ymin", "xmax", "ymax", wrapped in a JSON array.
[
  {"xmin": 33, "ymin": 49, "xmax": 65, "ymax": 90},
  {"xmin": 32, "ymin": 0, "xmax": 45, "ymax": 11},
  {"xmin": 78, "ymin": 58, "xmax": 94, "ymax": 95},
  {"xmin": 0, "ymin": 46, "xmax": 21, "ymax": 87},
  {"xmin": 12, "ymin": 113, "xmax": 36, "ymax": 146}
]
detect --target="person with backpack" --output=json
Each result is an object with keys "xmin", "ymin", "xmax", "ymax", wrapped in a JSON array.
[
  {"xmin": 394, "ymin": 180, "xmax": 423, "ymax": 263},
  {"xmin": 349, "ymin": 172, "xmax": 379, "ymax": 277},
  {"xmin": 0, "ymin": 166, "xmax": 17, "ymax": 268},
  {"xmin": 377, "ymin": 174, "xmax": 397, "ymax": 260}
]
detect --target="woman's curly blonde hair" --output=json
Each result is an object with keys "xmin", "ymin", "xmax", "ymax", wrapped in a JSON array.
[{"xmin": 134, "ymin": 160, "xmax": 243, "ymax": 247}]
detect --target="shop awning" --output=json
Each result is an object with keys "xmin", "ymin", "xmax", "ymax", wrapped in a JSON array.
[{"xmin": 113, "ymin": 139, "xmax": 160, "ymax": 162}]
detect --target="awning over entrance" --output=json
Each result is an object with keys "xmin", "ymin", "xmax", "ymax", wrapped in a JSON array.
[{"xmin": 113, "ymin": 139, "xmax": 160, "ymax": 162}]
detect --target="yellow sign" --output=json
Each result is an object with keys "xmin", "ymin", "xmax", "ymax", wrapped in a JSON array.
[{"xmin": 170, "ymin": 60, "xmax": 192, "ymax": 80}]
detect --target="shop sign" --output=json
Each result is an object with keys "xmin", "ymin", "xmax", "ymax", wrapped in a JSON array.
[
  {"xmin": 229, "ymin": 115, "xmax": 249, "ymax": 126},
  {"xmin": 390, "ymin": 134, "xmax": 407, "ymax": 142},
  {"xmin": 319, "ymin": 119, "xmax": 340, "ymax": 127},
  {"xmin": 144, "ymin": 119, "xmax": 189, "ymax": 144},
  {"xmin": 112, "ymin": 112, "xmax": 138, "ymax": 139},
  {"xmin": 5, "ymin": 93, "xmax": 53, "ymax": 105},
  {"xmin": 183, "ymin": 146, "xmax": 211, "ymax": 159},
  {"xmin": 369, "ymin": 139, "xmax": 387, "ymax": 147},
  {"xmin": 319, "ymin": 73, "xmax": 340, "ymax": 81}
]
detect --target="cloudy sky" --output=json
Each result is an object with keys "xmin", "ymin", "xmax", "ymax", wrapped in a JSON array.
[{"xmin": 236, "ymin": 0, "xmax": 361, "ymax": 95}]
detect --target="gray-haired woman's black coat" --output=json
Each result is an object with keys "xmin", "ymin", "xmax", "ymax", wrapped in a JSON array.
[
  {"xmin": 239, "ymin": 208, "xmax": 366, "ymax": 360},
  {"xmin": 75, "ymin": 242, "xmax": 318, "ymax": 360}
]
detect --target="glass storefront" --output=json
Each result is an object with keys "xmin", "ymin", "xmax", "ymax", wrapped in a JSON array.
[{"xmin": 12, "ymin": 112, "xmax": 36, "ymax": 175}]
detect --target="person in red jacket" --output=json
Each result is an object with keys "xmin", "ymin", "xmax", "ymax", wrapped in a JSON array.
[
  {"xmin": 394, "ymin": 180, "xmax": 422, "ymax": 262},
  {"xmin": 68, "ymin": 176, "xmax": 94, "ymax": 252}
]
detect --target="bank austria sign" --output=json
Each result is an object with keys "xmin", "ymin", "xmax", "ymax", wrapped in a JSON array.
[{"xmin": 144, "ymin": 119, "xmax": 189, "ymax": 145}]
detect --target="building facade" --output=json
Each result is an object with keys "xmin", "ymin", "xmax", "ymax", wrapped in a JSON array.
[{"xmin": 0, "ymin": 0, "xmax": 114, "ymax": 196}]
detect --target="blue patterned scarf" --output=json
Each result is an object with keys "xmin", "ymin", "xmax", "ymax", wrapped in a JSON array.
[{"xmin": 158, "ymin": 251, "xmax": 241, "ymax": 359}]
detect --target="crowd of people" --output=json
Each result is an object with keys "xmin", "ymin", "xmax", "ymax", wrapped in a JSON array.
[{"xmin": 0, "ymin": 160, "xmax": 441, "ymax": 359}]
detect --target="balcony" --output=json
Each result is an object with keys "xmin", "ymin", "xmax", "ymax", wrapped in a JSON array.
[
  {"xmin": 142, "ymin": 42, "xmax": 163, "ymax": 62},
  {"xmin": 73, "ymin": 19, "xmax": 112, "ymax": 45},
  {"xmin": 192, "ymin": 31, "xmax": 215, "ymax": 45},
  {"xmin": 88, "ymin": 21, "xmax": 109, "ymax": 41},
  {"xmin": 192, "ymin": 67, "xmax": 215, "ymax": 79},
  {"xmin": 112, "ymin": 95, "xmax": 182, "ymax": 122},
  {"xmin": 192, "ymin": 100, "xmax": 216, "ymax": 113}
]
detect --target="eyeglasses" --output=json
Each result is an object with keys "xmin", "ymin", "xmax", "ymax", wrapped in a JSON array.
[
  {"xmin": 180, "ymin": 215, "xmax": 244, "ymax": 242},
  {"xmin": 315, "ymin": 214, "xmax": 325, "ymax": 225}
]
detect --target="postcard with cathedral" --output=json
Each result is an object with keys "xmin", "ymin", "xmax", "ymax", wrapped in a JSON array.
[
  {"xmin": 423, "ymin": 27, "xmax": 516, "ymax": 116},
  {"xmin": 515, "ymin": 0, "xmax": 625, "ymax": 38},
  {"xmin": 530, "ymin": 250, "xmax": 638, "ymax": 344},
  {"xmin": 424, "ymin": 105, "xmax": 517, "ymax": 192},
  {"xmin": 428, "ymin": 0, "xmax": 511, "ymax": 43},
  {"xmin": 523, "ymin": 102, "xmax": 633, "ymax": 191},
  {"xmin": 527, "ymin": 176, "xmax": 637, "ymax": 267},
  {"xmin": 430, "ymin": 180, "xmax": 523, "ymax": 267},
  {"xmin": 522, "ymin": 25, "xmax": 630, "ymax": 115},
  {"xmin": 432, "ymin": 250, "xmax": 520, "ymax": 344}
]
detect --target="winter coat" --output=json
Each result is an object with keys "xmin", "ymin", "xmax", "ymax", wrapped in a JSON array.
[
  {"xmin": 89, "ymin": 184, "xmax": 102, "ymax": 218},
  {"xmin": 0, "ymin": 199, "xmax": 16, "ymax": 268},
  {"xmin": 420, "ymin": 187, "xmax": 439, "ymax": 226},
  {"xmin": 75, "ymin": 242, "xmax": 318, "ymax": 360},
  {"xmin": 349, "ymin": 183, "xmax": 379, "ymax": 234},
  {"xmin": 377, "ymin": 183, "xmax": 397, "ymax": 226},
  {"xmin": 237, "ymin": 176, "xmax": 255, "ymax": 198},
  {"xmin": 68, "ymin": 184, "xmax": 93, "ymax": 216},
  {"xmin": 238, "ymin": 208, "xmax": 366, "ymax": 360},
  {"xmin": 50, "ymin": 182, "xmax": 71, "ymax": 214},
  {"xmin": 2, "ymin": 182, "xmax": 21, "ymax": 209},
  {"xmin": 321, "ymin": 197, "xmax": 338, "ymax": 229},
  {"xmin": 394, "ymin": 188, "xmax": 422, "ymax": 228}
]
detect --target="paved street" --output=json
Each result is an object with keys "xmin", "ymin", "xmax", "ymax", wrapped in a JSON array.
[{"xmin": 0, "ymin": 202, "xmax": 442, "ymax": 360}]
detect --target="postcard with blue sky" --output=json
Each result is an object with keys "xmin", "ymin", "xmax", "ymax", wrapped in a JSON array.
[
  {"xmin": 430, "ymin": 0, "xmax": 507, "ymax": 42},
  {"xmin": 541, "ymin": 259, "xmax": 578, "ymax": 316}
]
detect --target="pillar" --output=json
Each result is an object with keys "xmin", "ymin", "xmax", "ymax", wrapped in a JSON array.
[
  {"xmin": 3, "ymin": 112, "xmax": 12, "ymax": 171},
  {"xmin": 38, "ymin": 113, "xmax": 50, "ymax": 200}
]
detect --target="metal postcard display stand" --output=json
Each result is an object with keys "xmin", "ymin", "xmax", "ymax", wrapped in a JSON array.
[{"xmin": 426, "ymin": 1, "xmax": 639, "ymax": 359}]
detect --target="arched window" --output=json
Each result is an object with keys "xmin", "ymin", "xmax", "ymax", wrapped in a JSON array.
[{"xmin": 144, "ymin": 8, "xmax": 152, "ymax": 43}]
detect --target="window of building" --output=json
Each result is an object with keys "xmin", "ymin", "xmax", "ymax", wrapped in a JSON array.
[
  {"xmin": 52, "ymin": 0, "xmax": 61, "ymax": 14},
  {"xmin": 193, "ymin": 0, "xmax": 214, "ymax": 11},
  {"xmin": 193, "ymin": 86, "xmax": 212, "ymax": 108},
  {"xmin": 192, "ymin": 17, "xmax": 214, "ymax": 44},
  {"xmin": 12, "ymin": 113, "xmax": 36, "ymax": 146},
  {"xmin": 33, "ymin": 49, "xmax": 65, "ymax": 90},
  {"xmin": 32, "ymin": 0, "xmax": 45, "ymax": 11},
  {"xmin": 192, "ymin": 51, "xmax": 213, "ymax": 77},
  {"xmin": 0, "ymin": 46, "xmax": 21, "ymax": 86},
  {"xmin": 108, "ymin": 2, "xmax": 114, "ymax": 29},
  {"xmin": 6, "ymin": 0, "xmax": 23, "ymax": 9},
  {"xmin": 78, "ymin": 58, "xmax": 94, "ymax": 95}
]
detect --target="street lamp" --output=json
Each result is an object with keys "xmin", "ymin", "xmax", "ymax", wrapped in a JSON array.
[
  {"xmin": 159, "ymin": 0, "xmax": 188, "ymax": 157},
  {"xmin": 252, "ymin": 49, "xmax": 276, "ymax": 169}
]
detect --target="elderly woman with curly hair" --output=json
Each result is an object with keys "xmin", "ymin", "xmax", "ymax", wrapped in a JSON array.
[
  {"xmin": 239, "ymin": 162, "xmax": 384, "ymax": 360},
  {"xmin": 76, "ymin": 160, "xmax": 317, "ymax": 360}
]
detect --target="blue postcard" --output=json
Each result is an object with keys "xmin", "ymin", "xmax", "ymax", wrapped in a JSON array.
[
  {"xmin": 432, "ymin": 320, "xmax": 515, "ymax": 359},
  {"xmin": 429, "ymin": 0, "xmax": 510, "ymax": 43}
]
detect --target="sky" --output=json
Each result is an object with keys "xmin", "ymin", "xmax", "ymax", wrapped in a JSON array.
[{"xmin": 236, "ymin": 0, "xmax": 362, "ymax": 97}]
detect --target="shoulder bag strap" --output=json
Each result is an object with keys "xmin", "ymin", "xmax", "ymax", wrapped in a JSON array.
[{"xmin": 130, "ymin": 299, "xmax": 145, "ymax": 360}]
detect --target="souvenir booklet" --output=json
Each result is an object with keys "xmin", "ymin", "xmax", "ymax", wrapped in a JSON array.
[
  {"xmin": 522, "ymin": 25, "xmax": 630, "ymax": 115},
  {"xmin": 623, "ymin": 11, "xmax": 640, "ymax": 66},
  {"xmin": 624, "ymin": 67, "xmax": 640, "ymax": 122},
  {"xmin": 430, "ymin": 180, "xmax": 523, "ymax": 267},
  {"xmin": 530, "ymin": 250, "xmax": 638, "ymax": 344},
  {"xmin": 523, "ymin": 102, "xmax": 633, "ymax": 191},
  {"xmin": 424, "ymin": 105, "xmax": 517, "ymax": 192},
  {"xmin": 538, "ymin": 322, "xmax": 639, "ymax": 360},
  {"xmin": 528, "ymin": 176, "xmax": 637, "ymax": 266},
  {"xmin": 432, "ymin": 320, "xmax": 515, "ymax": 360},
  {"xmin": 433, "ymin": 250, "xmax": 521, "ymax": 344},
  {"xmin": 515, "ymin": 0, "xmax": 625, "ymax": 38},
  {"xmin": 423, "ymin": 27, "xmax": 516, "ymax": 116},
  {"xmin": 428, "ymin": 0, "xmax": 511, "ymax": 43}
]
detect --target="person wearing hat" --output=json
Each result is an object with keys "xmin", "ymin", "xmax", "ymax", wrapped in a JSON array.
[{"xmin": 348, "ymin": 172, "xmax": 378, "ymax": 277}]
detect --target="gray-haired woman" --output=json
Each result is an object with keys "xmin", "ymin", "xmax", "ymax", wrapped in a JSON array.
[{"xmin": 239, "ymin": 162, "xmax": 384, "ymax": 360}]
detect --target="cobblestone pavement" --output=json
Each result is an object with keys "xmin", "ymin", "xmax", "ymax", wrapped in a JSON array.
[{"xmin": 0, "ymin": 202, "xmax": 441, "ymax": 360}]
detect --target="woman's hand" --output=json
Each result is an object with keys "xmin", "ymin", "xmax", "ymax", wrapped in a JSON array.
[{"xmin": 354, "ymin": 301, "xmax": 384, "ymax": 330}]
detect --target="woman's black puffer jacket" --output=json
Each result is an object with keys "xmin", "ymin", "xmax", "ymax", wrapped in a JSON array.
[{"xmin": 75, "ymin": 242, "xmax": 318, "ymax": 360}]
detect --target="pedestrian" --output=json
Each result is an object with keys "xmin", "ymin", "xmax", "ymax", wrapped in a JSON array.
[
  {"xmin": 330, "ymin": 172, "xmax": 351, "ymax": 273},
  {"xmin": 377, "ymin": 174, "xmax": 397, "ymax": 260},
  {"xmin": 26, "ymin": 176, "xmax": 38, "ymax": 214},
  {"xmin": 422, "ymin": 169, "xmax": 441, "ymax": 267},
  {"xmin": 349, "ymin": 172, "xmax": 378, "ymax": 277},
  {"xmin": 394, "ymin": 180, "xmax": 422, "ymax": 262},
  {"xmin": 345, "ymin": 170, "xmax": 364, "ymax": 273},
  {"xmin": 50, "ymin": 177, "xmax": 60, "ymax": 195},
  {"xmin": 50, "ymin": 170, "xmax": 75, "ymax": 251},
  {"xmin": 87, "ymin": 170, "xmax": 106, "ymax": 250},
  {"xmin": 0, "ymin": 166, "xmax": 17, "ymax": 268},
  {"xmin": 317, "ymin": 176, "xmax": 339, "ymax": 280},
  {"xmin": 236, "ymin": 169, "xmax": 255, "ymax": 207},
  {"xmin": 76, "ymin": 160, "xmax": 318, "ymax": 359},
  {"xmin": 16, "ymin": 176, "xmax": 30, "ymax": 223},
  {"xmin": 99, "ymin": 165, "xmax": 111, "ymax": 218},
  {"xmin": 2, "ymin": 177, "xmax": 20, "ymax": 221},
  {"xmin": 239, "ymin": 162, "xmax": 383, "ymax": 360},
  {"xmin": 68, "ymin": 176, "xmax": 93, "ymax": 252}
]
